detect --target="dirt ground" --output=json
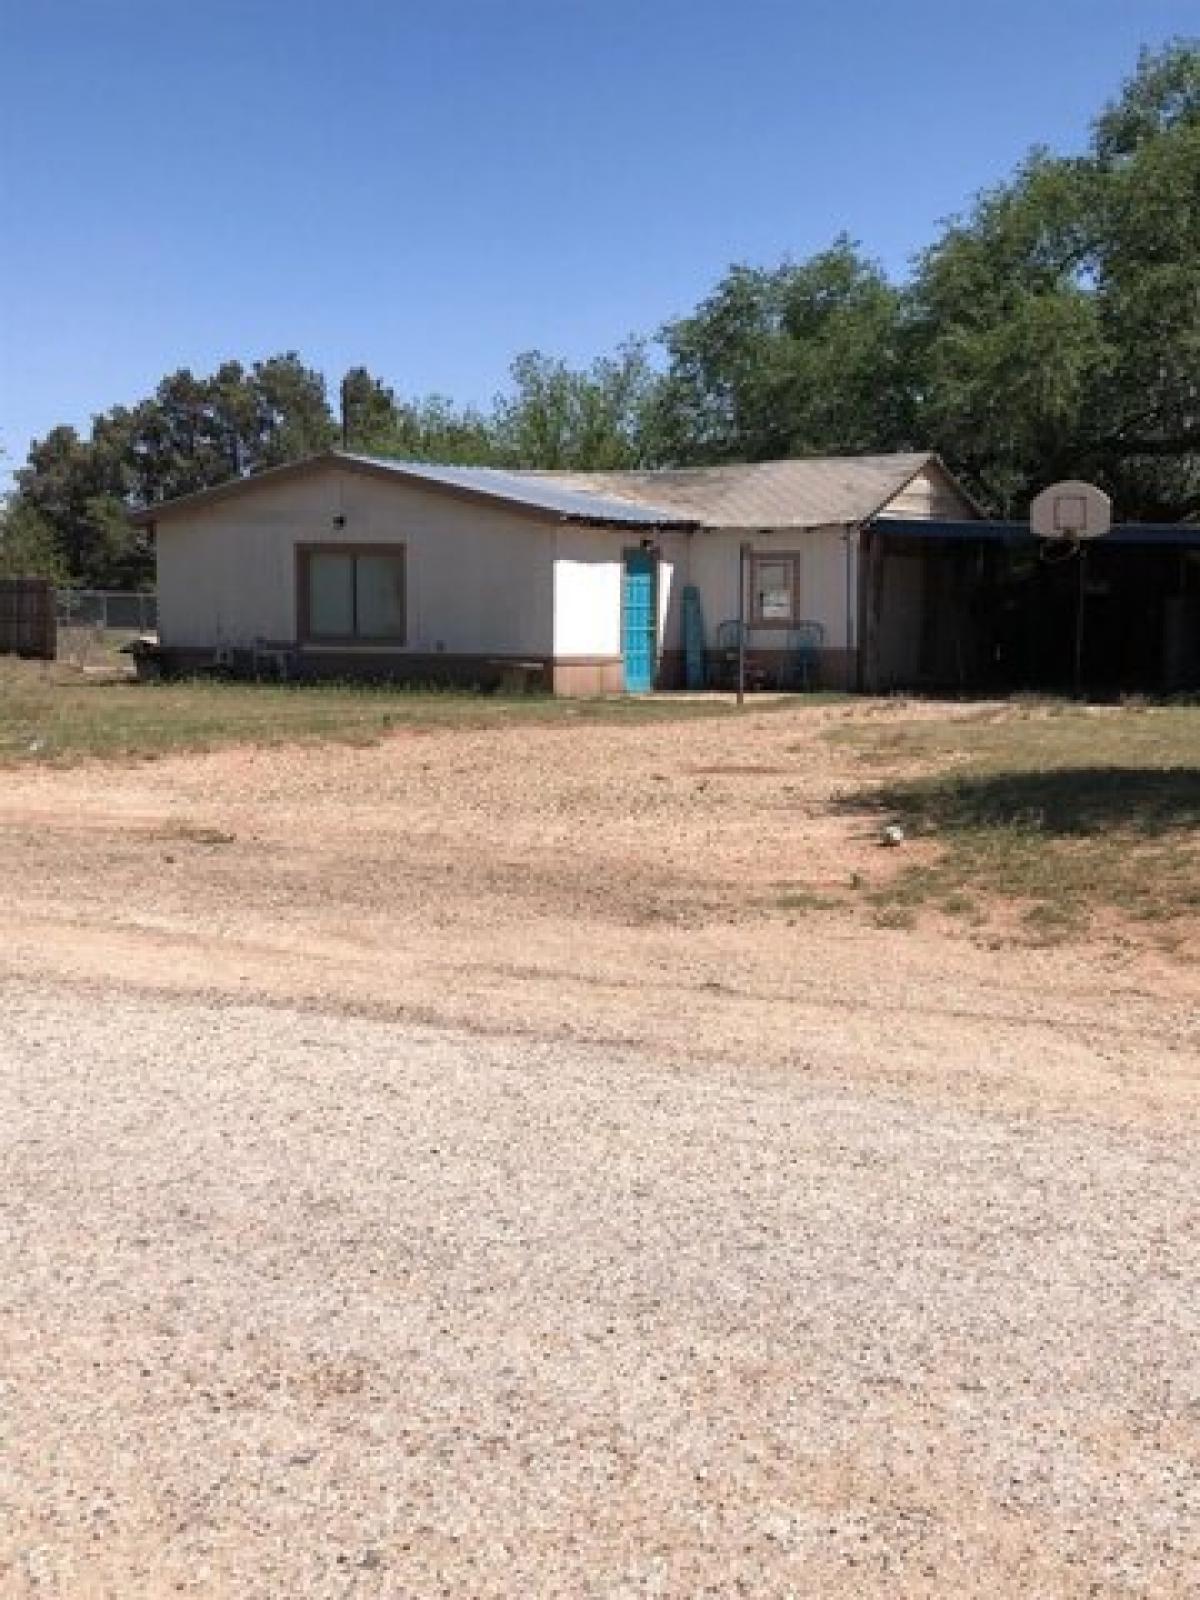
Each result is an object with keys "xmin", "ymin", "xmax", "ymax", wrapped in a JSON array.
[
  {"xmin": 1, "ymin": 699, "xmax": 1198, "ymax": 1594},
  {"xmin": 1, "ymin": 697, "xmax": 1196, "ymax": 1121}
]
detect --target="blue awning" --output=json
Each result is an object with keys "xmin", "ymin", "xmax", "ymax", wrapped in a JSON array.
[{"xmin": 872, "ymin": 517, "xmax": 1200, "ymax": 548}]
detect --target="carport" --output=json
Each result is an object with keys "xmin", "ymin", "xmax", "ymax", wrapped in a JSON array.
[{"xmin": 861, "ymin": 517, "xmax": 1200, "ymax": 695}]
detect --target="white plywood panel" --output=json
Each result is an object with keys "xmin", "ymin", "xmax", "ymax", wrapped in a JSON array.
[
  {"xmin": 552, "ymin": 527, "xmax": 624, "ymax": 657},
  {"xmin": 551, "ymin": 527, "xmax": 685, "ymax": 660}
]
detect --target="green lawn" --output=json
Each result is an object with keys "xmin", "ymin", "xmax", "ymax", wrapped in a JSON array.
[
  {"xmin": 0, "ymin": 659, "xmax": 766, "ymax": 766},
  {"xmin": 833, "ymin": 703, "xmax": 1200, "ymax": 942}
]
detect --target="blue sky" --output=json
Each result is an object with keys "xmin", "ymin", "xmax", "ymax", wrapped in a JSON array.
[{"xmin": 1, "ymin": 0, "xmax": 1193, "ymax": 481}]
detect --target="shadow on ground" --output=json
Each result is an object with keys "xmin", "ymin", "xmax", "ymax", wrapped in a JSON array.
[{"xmin": 858, "ymin": 766, "xmax": 1200, "ymax": 837}]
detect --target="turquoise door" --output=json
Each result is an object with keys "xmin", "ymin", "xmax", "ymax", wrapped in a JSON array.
[{"xmin": 622, "ymin": 549, "xmax": 657, "ymax": 692}]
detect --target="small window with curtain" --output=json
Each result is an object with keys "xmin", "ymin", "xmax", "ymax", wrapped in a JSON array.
[
  {"xmin": 299, "ymin": 545, "xmax": 406, "ymax": 643},
  {"xmin": 750, "ymin": 555, "xmax": 797, "ymax": 626}
]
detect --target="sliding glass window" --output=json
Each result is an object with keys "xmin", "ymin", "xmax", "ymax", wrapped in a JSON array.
[{"xmin": 299, "ymin": 546, "xmax": 406, "ymax": 643}]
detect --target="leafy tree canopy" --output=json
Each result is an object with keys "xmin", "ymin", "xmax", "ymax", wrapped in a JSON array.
[
  {"xmin": 653, "ymin": 240, "xmax": 912, "ymax": 464},
  {"xmin": 492, "ymin": 344, "xmax": 661, "ymax": 470},
  {"xmin": 908, "ymin": 40, "xmax": 1199, "ymax": 516},
  {"xmin": 0, "ymin": 497, "xmax": 67, "ymax": 582}
]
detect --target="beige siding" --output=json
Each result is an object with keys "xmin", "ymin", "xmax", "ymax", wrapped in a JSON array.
[
  {"xmin": 156, "ymin": 468, "xmax": 555, "ymax": 656},
  {"xmin": 156, "ymin": 464, "xmax": 933, "ymax": 688},
  {"xmin": 656, "ymin": 531, "xmax": 691, "ymax": 650},
  {"xmin": 877, "ymin": 462, "xmax": 977, "ymax": 521},
  {"xmin": 679, "ymin": 525, "xmax": 857, "ymax": 652}
]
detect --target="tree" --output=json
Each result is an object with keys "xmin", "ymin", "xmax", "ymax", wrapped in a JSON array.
[
  {"xmin": 493, "ymin": 343, "xmax": 662, "ymax": 469},
  {"xmin": 908, "ymin": 40, "xmax": 1199, "ymax": 518},
  {"xmin": 251, "ymin": 354, "xmax": 337, "ymax": 465},
  {"xmin": 387, "ymin": 395, "xmax": 499, "ymax": 464},
  {"xmin": 907, "ymin": 154, "xmax": 1110, "ymax": 512},
  {"xmin": 340, "ymin": 366, "xmax": 401, "ymax": 450},
  {"xmin": 1092, "ymin": 38, "xmax": 1200, "ymax": 159},
  {"xmin": 0, "ymin": 498, "xmax": 66, "ymax": 581},
  {"xmin": 653, "ymin": 241, "xmax": 912, "ymax": 465},
  {"xmin": 344, "ymin": 385, "xmax": 499, "ymax": 465},
  {"xmin": 15, "ymin": 425, "xmax": 127, "ymax": 579},
  {"xmin": 1088, "ymin": 42, "xmax": 1200, "ymax": 518},
  {"xmin": 13, "ymin": 354, "xmax": 338, "ymax": 586},
  {"xmin": 75, "ymin": 496, "xmax": 152, "ymax": 589}
]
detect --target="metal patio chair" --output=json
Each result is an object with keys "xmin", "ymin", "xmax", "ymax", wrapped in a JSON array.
[
  {"xmin": 776, "ymin": 621, "xmax": 825, "ymax": 690},
  {"xmin": 252, "ymin": 637, "xmax": 299, "ymax": 682},
  {"xmin": 708, "ymin": 619, "xmax": 771, "ymax": 691}
]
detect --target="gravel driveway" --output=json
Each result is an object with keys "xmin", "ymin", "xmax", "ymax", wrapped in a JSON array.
[{"xmin": 2, "ymin": 978, "xmax": 1196, "ymax": 1597}]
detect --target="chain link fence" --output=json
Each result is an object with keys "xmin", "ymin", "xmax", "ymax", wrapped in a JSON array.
[
  {"xmin": 56, "ymin": 590, "xmax": 158, "ymax": 631},
  {"xmin": 55, "ymin": 590, "xmax": 158, "ymax": 669}
]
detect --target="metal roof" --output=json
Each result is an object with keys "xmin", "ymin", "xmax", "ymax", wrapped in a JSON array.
[
  {"xmin": 134, "ymin": 451, "xmax": 695, "ymax": 529},
  {"xmin": 873, "ymin": 517, "xmax": 1200, "ymax": 548},
  {"xmin": 523, "ymin": 453, "xmax": 943, "ymax": 530},
  {"xmin": 336, "ymin": 454, "xmax": 693, "ymax": 526},
  {"xmin": 134, "ymin": 449, "xmax": 976, "ymax": 533}
]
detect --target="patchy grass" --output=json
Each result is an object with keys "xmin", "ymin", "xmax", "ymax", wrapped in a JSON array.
[
  {"xmin": 0, "ymin": 659, "xmax": 812, "ymax": 767},
  {"xmin": 151, "ymin": 820, "xmax": 238, "ymax": 847},
  {"xmin": 774, "ymin": 886, "xmax": 842, "ymax": 914},
  {"xmin": 836, "ymin": 703, "xmax": 1200, "ymax": 943}
]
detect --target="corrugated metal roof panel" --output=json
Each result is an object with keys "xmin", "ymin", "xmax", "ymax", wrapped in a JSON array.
[{"xmin": 340, "ymin": 454, "xmax": 691, "ymax": 526}]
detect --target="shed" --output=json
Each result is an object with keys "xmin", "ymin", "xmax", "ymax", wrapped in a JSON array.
[{"xmin": 860, "ymin": 517, "xmax": 1200, "ymax": 694}]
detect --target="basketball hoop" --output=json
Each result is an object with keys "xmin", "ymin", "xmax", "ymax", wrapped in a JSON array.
[
  {"xmin": 1029, "ymin": 481, "xmax": 1112, "ymax": 697},
  {"xmin": 1030, "ymin": 481, "xmax": 1112, "ymax": 542}
]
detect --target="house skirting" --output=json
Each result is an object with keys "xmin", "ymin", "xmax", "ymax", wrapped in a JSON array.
[
  {"xmin": 154, "ymin": 645, "xmax": 553, "ymax": 690},
  {"xmin": 656, "ymin": 646, "xmax": 858, "ymax": 691},
  {"xmin": 153, "ymin": 645, "xmax": 859, "ymax": 694},
  {"xmin": 156, "ymin": 646, "xmax": 624, "ymax": 695}
]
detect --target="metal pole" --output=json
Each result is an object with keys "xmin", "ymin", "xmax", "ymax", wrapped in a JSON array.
[
  {"xmin": 1073, "ymin": 544, "xmax": 1087, "ymax": 697},
  {"xmin": 340, "ymin": 375, "xmax": 349, "ymax": 449},
  {"xmin": 737, "ymin": 541, "xmax": 750, "ymax": 707},
  {"xmin": 845, "ymin": 526, "xmax": 856, "ymax": 689}
]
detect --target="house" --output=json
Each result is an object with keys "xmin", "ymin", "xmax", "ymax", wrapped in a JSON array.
[{"xmin": 132, "ymin": 450, "xmax": 977, "ymax": 693}]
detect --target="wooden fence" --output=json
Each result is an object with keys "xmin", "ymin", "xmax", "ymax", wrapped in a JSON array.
[{"xmin": 0, "ymin": 578, "xmax": 57, "ymax": 660}]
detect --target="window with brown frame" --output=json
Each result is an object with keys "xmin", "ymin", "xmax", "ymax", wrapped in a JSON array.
[
  {"xmin": 749, "ymin": 554, "xmax": 798, "ymax": 626},
  {"xmin": 297, "ymin": 545, "xmax": 407, "ymax": 643}
]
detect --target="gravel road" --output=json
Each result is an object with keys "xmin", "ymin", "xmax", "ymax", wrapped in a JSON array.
[{"xmin": 2, "ymin": 977, "xmax": 1197, "ymax": 1597}]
